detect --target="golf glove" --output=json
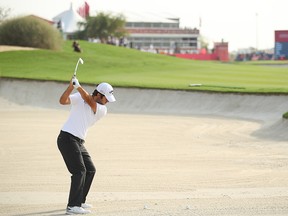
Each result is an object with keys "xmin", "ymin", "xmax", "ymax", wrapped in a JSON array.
[{"xmin": 72, "ymin": 77, "xmax": 81, "ymax": 89}]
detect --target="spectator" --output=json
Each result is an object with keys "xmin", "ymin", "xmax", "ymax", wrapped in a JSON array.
[{"xmin": 72, "ymin": 41, "xmax": 82, "ymax": 53}]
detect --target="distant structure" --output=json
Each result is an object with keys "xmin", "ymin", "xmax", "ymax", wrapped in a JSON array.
[
  {"xmin": 275, "ymin": 30, "xmax": 288, "ymax": 60},
  {"xmin": 174, "ymin": 41, "xmax": 229, "ymax": 62},
  {"xmin": 213, "ymin": 42, "xmax": 229, "ymax": 61},
  {"xmin": 124, "ymin": 13, "xmax": 200, "ymax": 54},
  {"xmin": 47, "ymin": 6, "xmax": 231, "ymax": 60},
  {"xmin": 53, "ymin": 3, "xmax": 86, "ymax": 39}
]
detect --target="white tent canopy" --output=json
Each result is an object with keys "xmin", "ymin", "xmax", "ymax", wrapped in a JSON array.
[{"xmin": 53, "ymin": 3, "xmax": 85, "ymax": 34}]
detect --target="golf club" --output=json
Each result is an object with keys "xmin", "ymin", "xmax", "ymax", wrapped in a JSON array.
[
  {"xmin": 73, "ymin": 58, "xmax": 84, "ymax": 85},
  {"xmin": 73, "ymin": 58, "xmax": 84, "ymax": 77}
]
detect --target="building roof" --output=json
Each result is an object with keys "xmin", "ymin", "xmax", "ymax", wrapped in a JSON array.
[
  {"xmin": 126, "ymin": 28, "xmax": 199, "ymax": 35},
  {"xmin": 119, "ymin": 11, "xmax": 179, "ymax": 23}
]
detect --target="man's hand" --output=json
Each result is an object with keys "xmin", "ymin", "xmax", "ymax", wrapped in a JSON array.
[{"xmin": 72, "ymin": 77, "xmax": 81, "ymax": 89}]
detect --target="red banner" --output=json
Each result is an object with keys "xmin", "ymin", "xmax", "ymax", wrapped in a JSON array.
[
  {"xmin": 275, "ymin": 30, "xmax": 288, "ymax": 42},
  {"xmin": 77, "ymin": 1, "xmax": 90, "ymax": 18}
]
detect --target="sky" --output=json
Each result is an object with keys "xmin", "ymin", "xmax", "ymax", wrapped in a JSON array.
[{"xmin": 1, "ymin": 0, "xmax": 287, "ymax": 51}]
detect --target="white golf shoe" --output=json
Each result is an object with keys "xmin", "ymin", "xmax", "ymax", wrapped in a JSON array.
[
  {"xmin": 66, "ymin": 206, "xmax": 91, "ymax": 215},
  {"xmin": 81, "ymin": 203, "xmax": 93, "ymax": 208}
]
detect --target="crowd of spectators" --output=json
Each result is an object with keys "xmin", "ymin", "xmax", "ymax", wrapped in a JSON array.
[{"xmin": 235, "ymin": 51, "xmax": 274, "ymax": 61}]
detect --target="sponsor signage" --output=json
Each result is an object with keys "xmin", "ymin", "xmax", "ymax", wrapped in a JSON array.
[{"xmin": 275, "ymin": 30, "xmax": 288, "ymax": 59}]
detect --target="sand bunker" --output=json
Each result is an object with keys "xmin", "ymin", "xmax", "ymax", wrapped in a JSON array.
[
  {"xmin": 1, "ymin": 78, "xmax": 288, "ymax": 216},
  {"xmin": 1, "ymin": 78, "xmax": 288, "ymax": 140}
]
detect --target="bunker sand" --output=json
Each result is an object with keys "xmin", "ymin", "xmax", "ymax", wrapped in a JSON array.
[{"xmin": 1, "ymin": 79, "xmax": 288, "ymax": 215}]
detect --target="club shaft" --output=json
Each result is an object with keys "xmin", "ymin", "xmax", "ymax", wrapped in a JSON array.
[
  {"xmin": 74, "ymin": 61, "xmax": 80, "ymax": 76},
  {"xmin": 73, "ymin": 58, "xmax": 83, "ymax": 78}
]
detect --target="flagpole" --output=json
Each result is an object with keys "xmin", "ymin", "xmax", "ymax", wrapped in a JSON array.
[{"xmin": 255, "ymin": 13, "xmax": 258, "ymax": 50}]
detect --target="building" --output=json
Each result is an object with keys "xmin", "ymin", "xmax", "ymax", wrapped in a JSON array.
[
  {"xmin": 53, "ymin": 3, "xmax": 86, "ymax": 39},
  {"xmin": 213, "ymin": 42, "xmax": 229, "ymax": 61},
  {"xmin": 124, "ymin": 13, "xmax": 200, "ymax": 54},
  {"xmin": 175, "ymin": 41, "xmax": 230, "ymax": 62}
]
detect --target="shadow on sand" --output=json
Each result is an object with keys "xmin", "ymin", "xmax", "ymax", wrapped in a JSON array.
[{"xmin": 12, "ymin": 209, "xmax": 65, "ymax": 216}]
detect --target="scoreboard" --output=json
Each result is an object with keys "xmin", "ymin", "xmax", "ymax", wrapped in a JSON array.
[{"xmin": 275, "ymin": 30, "xmax": 288, "ymax": 60}]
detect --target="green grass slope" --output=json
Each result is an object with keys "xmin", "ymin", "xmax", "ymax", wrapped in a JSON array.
[{"xmin": 1, "ymin": 40, "xmax": 288, "ymax": 94}]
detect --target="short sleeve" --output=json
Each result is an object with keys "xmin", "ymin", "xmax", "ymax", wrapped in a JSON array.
[{"xmin": 96, "ymin": 103, "xmax": 107, "ymax": 119}]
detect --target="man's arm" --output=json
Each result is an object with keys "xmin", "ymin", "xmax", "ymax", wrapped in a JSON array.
[
  {"xmin": 59, "ymin": 79, "xmax": 74, "ymax": 105},
  {"xmin": 72, "ymin": 77, "xmax": 97, "ymax": 113}
]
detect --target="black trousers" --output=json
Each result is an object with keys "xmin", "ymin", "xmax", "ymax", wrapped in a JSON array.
[{"xmin": 57, "ymin": 131, "xmax": 96, "ymax": 207}]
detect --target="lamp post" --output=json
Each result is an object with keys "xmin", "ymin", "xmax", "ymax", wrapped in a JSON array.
[{"xmin": 255, "ymin": 13, "xmax": 258, "ymax": 50}]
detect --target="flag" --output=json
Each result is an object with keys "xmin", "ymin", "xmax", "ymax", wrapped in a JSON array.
[
  {"xmin": 84, "ymin": 2, "xmax": 90, "ymax": 17},
  {"xmin": 77, "ymin": 1, "xmax": 90, "ymax": 18}
]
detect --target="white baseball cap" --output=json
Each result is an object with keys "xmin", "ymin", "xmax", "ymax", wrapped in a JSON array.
[{"xmin": 96, "ymin": 82, "xmax": 116, "ymax": 102}]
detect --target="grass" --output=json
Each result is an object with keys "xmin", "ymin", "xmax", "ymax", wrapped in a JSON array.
[{"xmin": 1, "ymin": 40, "xmax": 288, "ymax": 94}]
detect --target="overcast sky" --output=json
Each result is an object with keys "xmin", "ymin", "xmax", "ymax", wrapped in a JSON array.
[{"xmin": 1, "ymin": 0, "xmax": 287, "ymax": 51}]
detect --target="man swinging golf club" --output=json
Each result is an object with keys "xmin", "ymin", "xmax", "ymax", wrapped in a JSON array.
[{"xmin": 57, "ymin": 69, "xmax": 116, "ymax": 214}]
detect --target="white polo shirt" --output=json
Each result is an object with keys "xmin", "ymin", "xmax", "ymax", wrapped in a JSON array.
[{"xmin": 61, "ymin": 92, "xmax": 107, "ymax": 140}]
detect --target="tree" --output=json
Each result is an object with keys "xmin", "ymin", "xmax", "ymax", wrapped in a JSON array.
[
  {"xmin": 85, "ymin": 12, "xmax": 128, "ymax": 43},
  {"xmin": 0, "ymin": 7, "xmax": 11, "ymax": 23},
  {"xmin": 199, "ymin": 35, "xmax": 209, "ymax": 50}
]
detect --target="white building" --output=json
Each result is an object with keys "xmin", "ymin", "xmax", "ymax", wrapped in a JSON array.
[
  {"xmin": 53, "ymin": 3, "xmax": 85, "ymax": 39},
  {"xmin": 124, "ymin": 12, "xmax": 200, "ymax": 54}
]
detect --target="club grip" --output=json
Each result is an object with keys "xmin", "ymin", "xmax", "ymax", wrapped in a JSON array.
[{"xmin": 72, "ymin": 74, "xmax": 76, "ymax": 85}]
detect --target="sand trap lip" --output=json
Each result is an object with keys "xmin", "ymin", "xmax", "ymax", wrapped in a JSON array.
[
  {"xmin": 0, "ymin": 45, "xmax": 37, "ymax": 52},
  {"xmin": 1, "ymin": 78, "xmax": 288, "ymax": 121}
]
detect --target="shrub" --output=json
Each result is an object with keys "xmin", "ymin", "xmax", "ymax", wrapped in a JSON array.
[
  {"xmin": 0, "ymin": 16, "xmax": 63, "ymax": 50},
  {"xmin": 283, "ymin": 112, "xmax": 288, "ymax": 119}
]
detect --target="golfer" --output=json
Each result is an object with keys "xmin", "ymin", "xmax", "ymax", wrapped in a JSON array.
[{"xmin": 57, "ymin": 77, "xmax": 116, "ymax": 215}]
